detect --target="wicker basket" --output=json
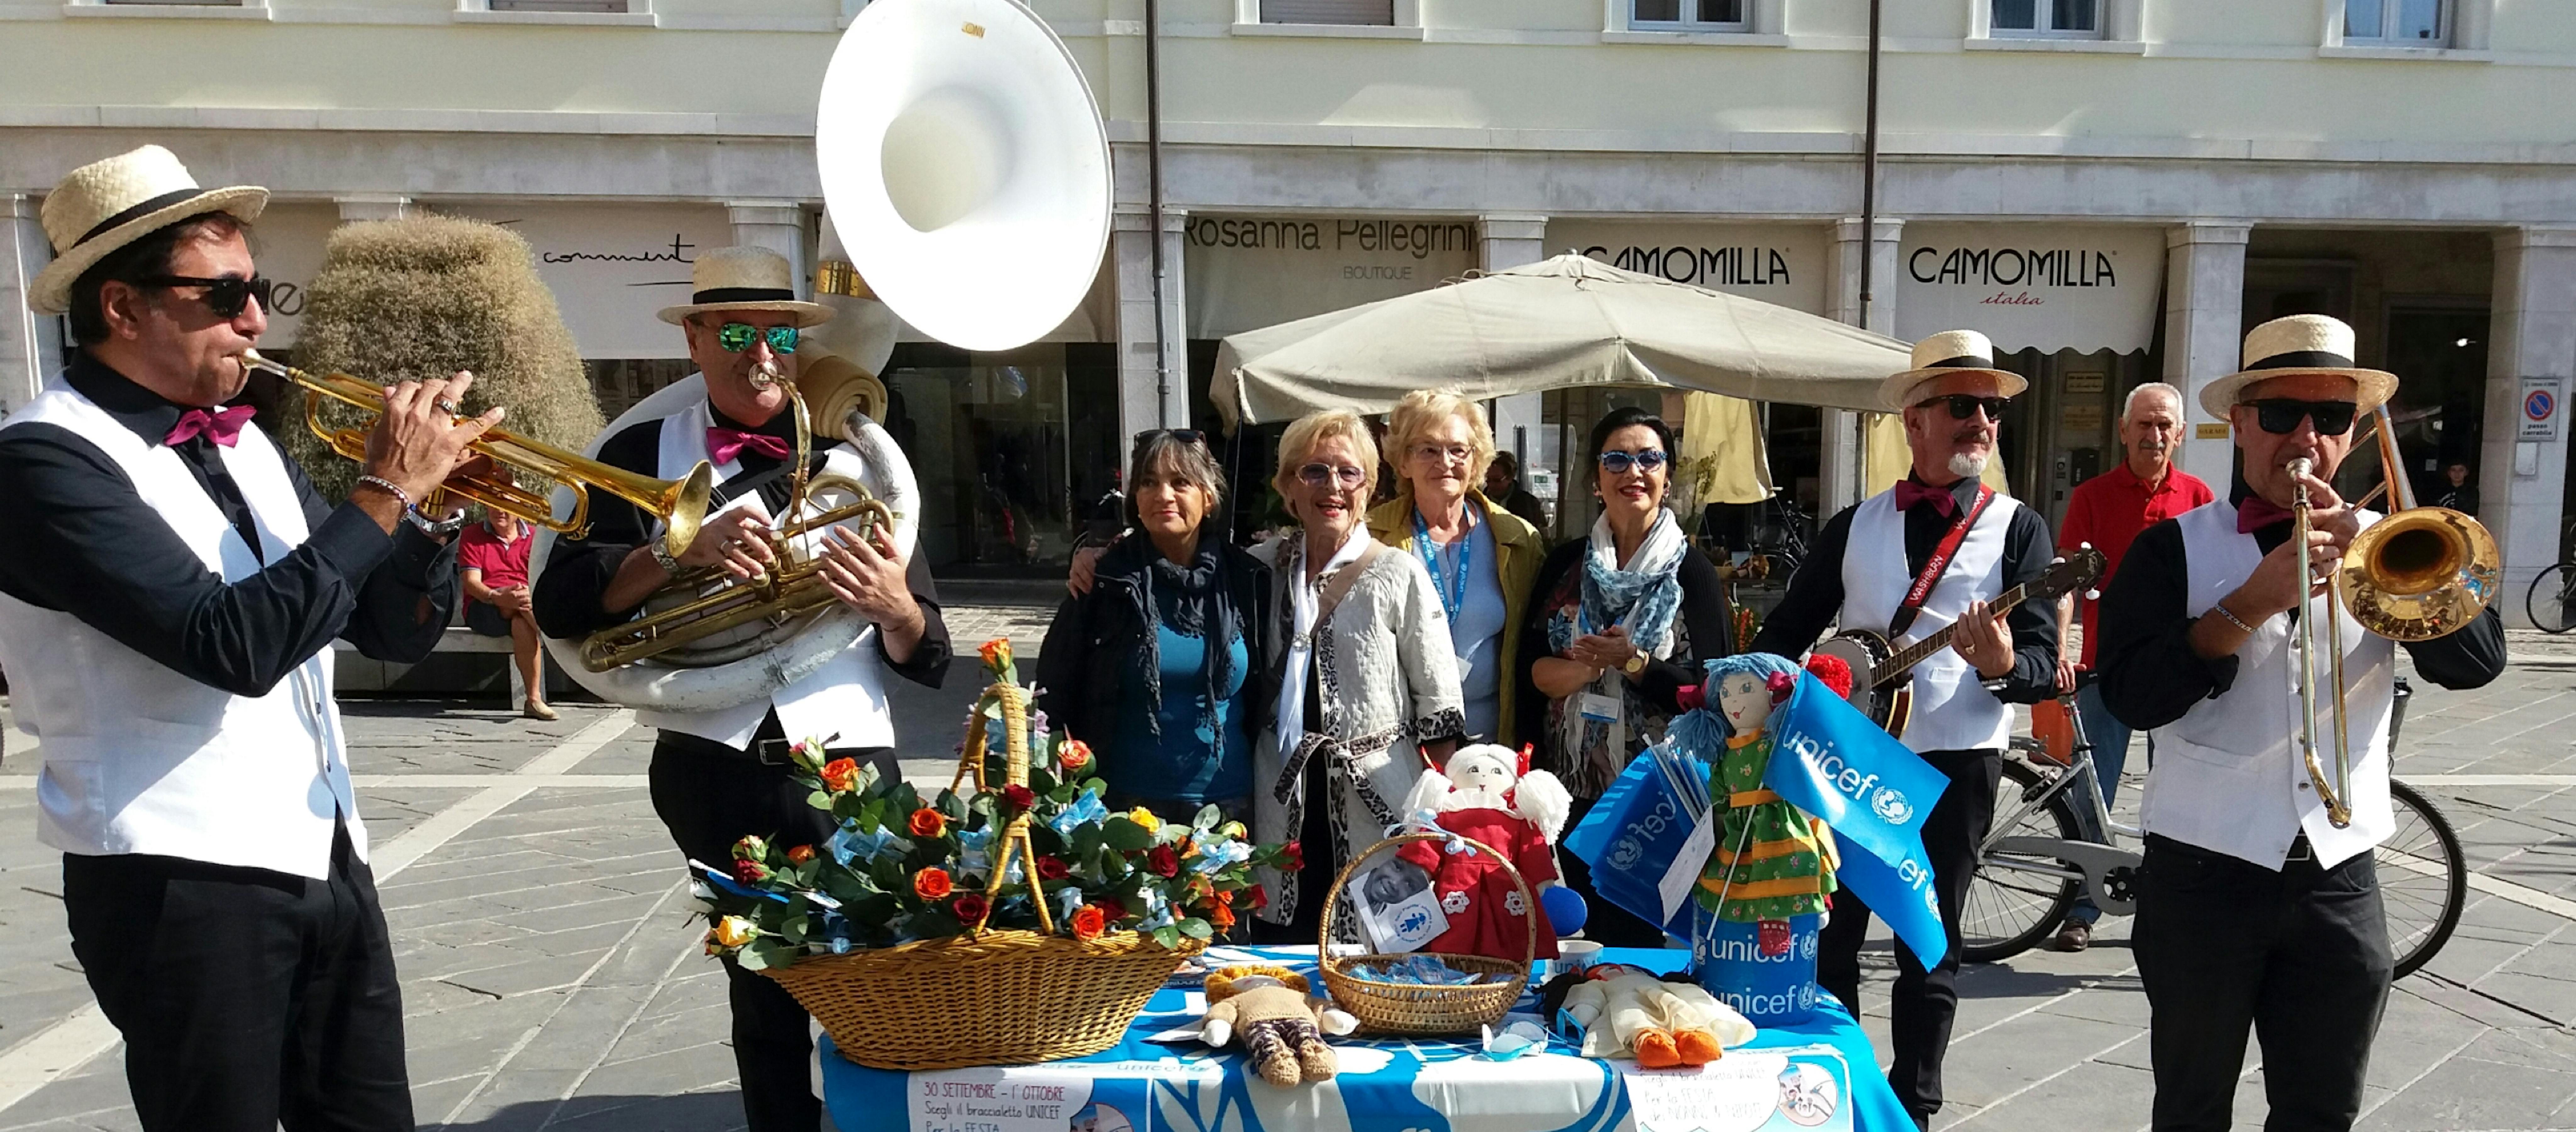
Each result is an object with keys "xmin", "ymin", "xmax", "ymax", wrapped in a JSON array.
[
  {"xmin": 1317, "ymin": 832, "xmax": 1535, "ymax": 1035},
  {"xmin": 760, "ymin": 679, "xmax": 1201, "ymax": 1070}
]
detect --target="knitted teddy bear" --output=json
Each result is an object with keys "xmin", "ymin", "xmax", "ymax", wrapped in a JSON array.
[
  {"xmin": 1199, "ymin": 966, "xmax": 1360, "ymax": 1087},
  {"xmin": 1562, "ymin": 966, "xmax": 1756, "ymax": 1068}
]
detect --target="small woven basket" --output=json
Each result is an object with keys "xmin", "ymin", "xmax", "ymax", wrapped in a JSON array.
[
  {"xmin": 1317, "ymin": 832, "xmax": 1535, "ymax": 1035},
  {"xmin": 760, "ymin": 680, "xmax": 1200, "ymax": 1070}
]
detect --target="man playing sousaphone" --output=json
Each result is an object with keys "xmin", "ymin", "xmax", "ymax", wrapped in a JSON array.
[
  {"xmin": 532, "ymin": 246, "xmax": 951, "ymax": 1132},
  {"xmin": 2096, "ymin": 314, "xmax": 2504, "ymax": 1132},
  {"xmin": 0, "ymin": 145, "xmax": 493, "ymax": 1128}
]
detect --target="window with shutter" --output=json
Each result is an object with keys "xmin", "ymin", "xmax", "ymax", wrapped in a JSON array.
[
  {"xmin": 488, "ymin": 0, "xmax": 631, "ymax": 10},
  {"xmin": 1262, "ymin": 0, "xmax": 1393, "ymax": 25}
]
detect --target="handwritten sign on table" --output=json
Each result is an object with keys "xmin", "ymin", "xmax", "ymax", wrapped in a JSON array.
[
  {"xmin": 909, "ymin": 1067, "xmax": 1094, "ymax": 1132},
  {"xmin": 1623, "ymin": 1046, "xmax": 1852, "ymax": 1132}
]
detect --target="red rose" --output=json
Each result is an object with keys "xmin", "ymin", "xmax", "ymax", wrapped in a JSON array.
[
  {"xmin": 1003, "ymin": 785, "xmax": 1037, "ymax": 811},
  {"xmin": 1281, "ymin": 841, "xmax": 1304, "ymax": 873},
  {"xmin": 785, "ymin": 844, "xmax": 816, "ymax": 865},
  {"xmin": 913, "ymin": 868, "xmax": 953, "ymax": 900},
  {"xmin": 909, "ymin": 808, "xmax": 948, "ymax": 839},
  {"xmin": 734, "ymin": 858, "xmax": 770, "ymax": 884},
  {"xmin": 1245, "ymin": 885, "xmax": 1270, "ymax": 911},
  {"xmin": 1071, "ymin": 904, "xmax": 1108, "ymax": 940},
  {"xmin": 1147, "ymin": 845, "xmax": 1180, "ymax": 878},
  {"xmin": 953, "ymin": 893, "xmax": 991, "ymax": 926},
  {"xmin": 1096, "ymin": 897, "xmax": 1126, "ymax": 921},
  {"xmin": 819, "ymin": 757, "xmax": 862, "ymax": 794},
  {"xmin": 1036, "ymin": 855, "xmax": 1071, "ymax": 880}
]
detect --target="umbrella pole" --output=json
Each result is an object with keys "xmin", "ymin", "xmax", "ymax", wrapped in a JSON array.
[
  {"xmin": 1147, "ymin": 0, "xmax": 1173, "ymax": 427},
  {"xmin": 1857, "ymin": 0, "xmax": 1883, "ymax": 331}
]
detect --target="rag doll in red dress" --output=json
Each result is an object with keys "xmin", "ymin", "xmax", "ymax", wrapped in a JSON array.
[{"xmin": 1396, "ymin": 743, "xmax": 1574, "ymax": 961}]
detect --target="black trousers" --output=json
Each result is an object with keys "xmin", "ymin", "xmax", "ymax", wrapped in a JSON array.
[
  {"xmin": 2136, "ymin": 835, "xmax": 2391, "ymax": 1132},
  {"xmin": 1816, "ymin": 746, "xmax": 2000, "ymax": 1131},
  {"xmin": 650, "ymin": 733, "xmax": 902, "ymax": 1132},
  {"xmin": 61, "ymin": 824, "xmax": 412, "ymax": 1132}
]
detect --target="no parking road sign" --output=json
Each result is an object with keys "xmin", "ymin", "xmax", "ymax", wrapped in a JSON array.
[{"xmin": 2523, "ymin": 378, "xmax": 2562, "ymax": 441}]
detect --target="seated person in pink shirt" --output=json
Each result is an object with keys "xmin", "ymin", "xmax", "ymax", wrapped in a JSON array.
[{"xmin": 458, "ymin": 507, "xmax": 552, "ymax": 720}]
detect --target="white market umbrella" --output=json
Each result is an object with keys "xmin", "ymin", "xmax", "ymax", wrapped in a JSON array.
[{"xmin": 1211, "ymin": 253, "xmax": 1913, "ymax": 427}]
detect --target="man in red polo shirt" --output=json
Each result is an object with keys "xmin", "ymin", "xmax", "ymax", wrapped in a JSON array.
[{"xmin": 2053, "ymin": 381, "xmax": 2212, "ymax": 951}]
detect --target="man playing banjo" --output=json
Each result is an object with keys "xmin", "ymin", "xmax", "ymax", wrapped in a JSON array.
[
  {"xmin": 533, "ymin": 246, "xmax": 951, "ymax": 1132},
  {"xmin": 1748, "ymin": 330, "xmax": 2063, "ymax": 1132}
]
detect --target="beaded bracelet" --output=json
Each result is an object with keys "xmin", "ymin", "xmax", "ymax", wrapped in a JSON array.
[
  {"xmin": 356, "ymin": 474, "xmax": 414, "ymax": 513},
  {"xmin": 2208, "ymin": 601, "xmax": 2258, "ymax": 634}
]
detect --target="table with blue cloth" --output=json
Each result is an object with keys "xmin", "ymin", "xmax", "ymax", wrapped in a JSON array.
[{"xmin": 819, "ymin": 945, "xmax": 1906, "ymax": 1132}]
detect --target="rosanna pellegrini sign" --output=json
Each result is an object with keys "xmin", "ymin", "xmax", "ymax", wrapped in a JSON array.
[{"xmin": 1896, "ymin": 225, "xmax": 2165, "ymax": 354}]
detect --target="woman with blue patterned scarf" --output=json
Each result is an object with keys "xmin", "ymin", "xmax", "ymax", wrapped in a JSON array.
[{"xmin": 1514, "ymin": 407, "xmax": 1736, "ymax": 946}]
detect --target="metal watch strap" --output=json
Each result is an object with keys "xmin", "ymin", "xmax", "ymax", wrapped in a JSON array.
[{"xmin": 651, "ymin": 539, "xmax": 684, "ymax": 575}]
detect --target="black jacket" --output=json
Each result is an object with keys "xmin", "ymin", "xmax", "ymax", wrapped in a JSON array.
[{"xmin": 1035, "ymin": 531, "xmax": 1280, "ymax": 755}]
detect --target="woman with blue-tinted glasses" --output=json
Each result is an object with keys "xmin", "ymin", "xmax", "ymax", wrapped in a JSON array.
[{"xmin": 1514, "ymin": 407, "xmax": 1735, "ymax": 946}]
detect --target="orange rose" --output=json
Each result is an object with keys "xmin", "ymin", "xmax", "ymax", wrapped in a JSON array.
[
  {"xmin": 1208, "ymin": 902, "xmax": 1235, "ymax": 930},
  {"xmin": 913, "ymin": 868, "xmax": 953, "ymax": 900},
  {"xmin": 978, "ymin": 638, "xmax": 1014, "ymax": 671},
  {"xmin": 786, "ymin": 844, "xmax": 816, "ymax": 865},
  {"xmin": 1057, "ymin": 739, "xmax": 1093, "ymax": 773},
  {"xmin": 1071, "ymin": 904, "xmax": 1108, "ymax": 941},
  {"xmin": 908, "ymin": 808, "xmax": 948, "ymax": 839},
  {"xmin": 819, "ymin": 757, "xmax": 862, "ymax": 793}
]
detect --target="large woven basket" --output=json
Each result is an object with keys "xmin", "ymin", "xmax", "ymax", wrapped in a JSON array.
[
  {"xmin": 761, "ymin": 679, "xmax": 1200, "ymax": 1070},
  {"xmin": 1318, "ymin": 832, "xmax": 1535, "ymax": 1035}
]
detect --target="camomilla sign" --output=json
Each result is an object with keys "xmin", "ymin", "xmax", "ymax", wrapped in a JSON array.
[
  {"xmin": 1547, "ymin": 221, "xmax": 1829, "ymax": 315},
  {"xmin": 1895, "ymin": 225, "xmax": 2165, "ymax": 353}
]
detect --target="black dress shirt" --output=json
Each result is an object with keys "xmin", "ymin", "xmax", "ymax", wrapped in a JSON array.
[
  {"xmin": 1748, "ymin": 474, "xmax": 2059, "ymax": 703},
  {"xmin": 2097, "ymin": 484, "xmax": 2507, "ymax": 732},
  {"xmin": 531, "ymin": 402, "xmax": 951, "ymax": 689},
  {"xmin": 0, "ymin": 352, "xmax": 455, "ymax": 697}
]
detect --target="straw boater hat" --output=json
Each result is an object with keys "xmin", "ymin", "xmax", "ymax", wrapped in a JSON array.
[
  {"xmin": 655, "ymin": 246, "xmax": 834, "ymax": 328},
  {"xmin": 2198, "ymin": 314, "xmax": 2399, "ymax": 419},
  {"xmin": 1879, "ymin": 329, "xmax": 2030, "ymax": 412},
  {"xmin": 27, "ymin": 145, "xmax": 268, "ymax": 316}
]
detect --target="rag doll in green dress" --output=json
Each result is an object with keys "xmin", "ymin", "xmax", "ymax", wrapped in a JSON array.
[{"xmin": 1672, "ymin": 652, "xmax": 1848, "ymax": 956}]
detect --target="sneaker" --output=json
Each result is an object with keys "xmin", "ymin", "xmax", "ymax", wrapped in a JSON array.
[
  {"xmin": 2052, "ymin": 920, "xmax": 2093, "ymax": 952},
  {"xmin": 523, "ymin": 702, "xmax": 559, "ymax": 721}
]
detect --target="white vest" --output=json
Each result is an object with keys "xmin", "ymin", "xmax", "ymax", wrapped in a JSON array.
[
  {"xmin": 1840, "ymin": 488, "xmax": 2019, "ymax": 753},
  {"xmin": 2143, "ymin": 500, "xmax": 2395, "ymax": 870},
  {"xmin": 633, "ymin": 400, "xmax": 896, "ymax": 750},
  {"xmin": 0, "ymin": 386, "xmax": 363, "ymax": 879}
]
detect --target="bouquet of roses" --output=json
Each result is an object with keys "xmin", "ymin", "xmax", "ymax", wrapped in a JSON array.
[{"xmin": 696, "ymin": 639, "xmax": 1300, "ymax": 971}]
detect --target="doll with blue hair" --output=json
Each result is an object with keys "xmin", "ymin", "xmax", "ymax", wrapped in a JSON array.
[{"xmin": 1668, "ymin": 652, "xmax": 1850, "ymax": 946}]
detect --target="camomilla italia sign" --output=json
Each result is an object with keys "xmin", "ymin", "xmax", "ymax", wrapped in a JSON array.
[{"xmin": 1896, "ymin": 225, "xmax": 2166, "ymax": 354}]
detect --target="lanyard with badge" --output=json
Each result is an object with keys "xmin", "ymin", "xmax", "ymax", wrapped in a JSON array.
[{"xmin": 1410, "ymin": 506, "xmax": 1474, "ymax": 621}]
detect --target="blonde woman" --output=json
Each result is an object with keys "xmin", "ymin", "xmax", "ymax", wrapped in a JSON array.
[
  {"xmin": 1365, "ymin": 390, "xmax": 1543, "ymax": 746},
  {"xmin": 1250, "ymin": 410, "xmax": 1465, "ymax": 942}
]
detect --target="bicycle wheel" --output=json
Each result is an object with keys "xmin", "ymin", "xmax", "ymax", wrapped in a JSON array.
[
  {"xmin": 1964, "ymin": 758, "xmax": 2085, "ymax": 963},
  {"xmin": 2381, "ymin": 780, "xmax": 2467, "ymax": 980},
  {"xmin": 2526, "ymin": 563, "xmax": 2576, "ymax": 634}
]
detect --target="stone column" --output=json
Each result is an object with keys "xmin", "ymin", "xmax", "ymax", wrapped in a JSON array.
[
  {"xmin": 0, "ymin": 196, "xmax": 62, "ymax": 413},
  {"xmin": 335, "ymin": 195, "xmax": 411, "ymax": 224},
  {"xmin": 1480, "ymin": 213, "xmax": 1548, "ymax": 499},
  {"xmin": 1113, "ymin": 205, "xmax": 1188, "ymax": 438},
  {"xmin": 2480, "ymin": 226, "xmax": 2576, "ymax": 625},
  {"xmin": 1824, "ymin": 217, "xmax": 1902, "ymax": 511},
  {"xmin": 726, "ymin": 201, "xmax": 808, "ymax": 287},
  {"xmin": 2162, "ymin": 222, "xmax": 2251, "ymax": 488}
]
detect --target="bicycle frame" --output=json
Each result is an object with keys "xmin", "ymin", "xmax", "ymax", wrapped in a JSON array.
[{"xmin": 1980, "ymin": 696, "xmax": 2148, "ymax": 917}]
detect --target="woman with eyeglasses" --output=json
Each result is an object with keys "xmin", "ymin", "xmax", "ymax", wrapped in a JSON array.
[
  {"xmin": 1247, "ymin": 410, "xmax": 1465, "ymax": 942},
  {"xmin": 1515, "ymin": 406, "xmax": 1736, "ymax": 947},
  {"xmin": 1364, "ymin": 390, "xmax": 1545, "ymax": 747},
  {"xmin": 1036, "ymin": 431, "xmax": 1277, "ymax": 826}
]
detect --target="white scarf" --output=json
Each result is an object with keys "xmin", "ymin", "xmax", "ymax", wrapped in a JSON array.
[
  {"xmin": 1276, "ymin": 528, "xmax": 1369, "ymax": 760},
  {"xmin": 1575, "ymin": 508, "xmax": 1691, "ymax": 658}
]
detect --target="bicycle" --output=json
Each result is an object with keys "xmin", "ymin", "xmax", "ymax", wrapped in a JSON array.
[
  {"xmin": 1965, "ymin": 683, "xmax": 2467, "ymax": 979},
  {"xmin": 2524, "ymin": 522, "xmax": 2576, "ymax": 632}
]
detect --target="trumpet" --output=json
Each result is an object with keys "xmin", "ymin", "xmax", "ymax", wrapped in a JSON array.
[
  {"xmin": 2288, "ymin": 405, "xmax": 2501, "ymax": 828},
  {"xmin": 241, "ymin": 349, "xmax": 714, "ymax": 560}
]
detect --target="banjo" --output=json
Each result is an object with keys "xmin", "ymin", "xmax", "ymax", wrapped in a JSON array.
[{"xmin": 1809, "ymin": 549, "xmax": 2105, "ymax": 739}]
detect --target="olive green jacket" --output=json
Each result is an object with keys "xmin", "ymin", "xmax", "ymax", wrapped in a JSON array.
[{"xmin": 1366, "ymin": 488, "xmax": 1544, "ymax": 747}]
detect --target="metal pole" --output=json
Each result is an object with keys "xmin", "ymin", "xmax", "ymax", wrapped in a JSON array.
[
  {"xmin": 1145, "ymin": 0, "xmax": 1173, "ymax": 428},
  {"xmin": 1857, "ymin": 0, "xmax": 1882, "ymax": 331}
]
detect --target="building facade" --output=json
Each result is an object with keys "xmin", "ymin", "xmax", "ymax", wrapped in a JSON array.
[{"xmin": 3, "ymin": 0, "xmax": 2572, "ymax": 613}]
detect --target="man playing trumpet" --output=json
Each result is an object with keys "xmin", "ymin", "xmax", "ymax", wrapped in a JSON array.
[
  {"xmin": 0, "ymin": 145, "xmax": 494, "ymax": 1128},
  {"xmin": 533, "ymin": 246, "xmax": 950, "ymax": 1132},
  {"xmin": 2096, "ymin": 314, "xmax": 2506, "ymax": 1132}
]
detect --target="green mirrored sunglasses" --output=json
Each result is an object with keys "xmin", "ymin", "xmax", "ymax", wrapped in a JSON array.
[{"xmin": 716, "ymin": 323, "xmax": 799, "ymax": 354}]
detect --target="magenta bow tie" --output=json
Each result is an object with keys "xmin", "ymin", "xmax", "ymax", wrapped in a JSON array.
[
  {"xmin": 707, "ymin": 426, "xmax": 792, "ymax": 466},
  {"xmin": 165, "ymin": 405, "xmax": 255, "ymax": 448},
  {"xmin": 1892, "ymin": 478, "xmax": 1959, "ymax": 517},
  {"xmin": 2236, "ymin": 497, "xmax": 2294, "ymax": 533}
]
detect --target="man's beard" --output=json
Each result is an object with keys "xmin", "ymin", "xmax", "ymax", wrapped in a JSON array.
[{"xmin": 1948, "ymin": 451, "xmax": 1988, "ymax": 480}]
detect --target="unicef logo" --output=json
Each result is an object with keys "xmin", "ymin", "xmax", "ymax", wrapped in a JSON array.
[
  {"xmin": 1800, "ymin": 930, "xmax": 1818, "ymax": 961},
  {"xmin": 1870, "ymin": 787, "xmax": 1914, "ymax": 825},
  {"xmin": 1607, "ymin": 836, "xmax": 1644, "ymax": 873}
]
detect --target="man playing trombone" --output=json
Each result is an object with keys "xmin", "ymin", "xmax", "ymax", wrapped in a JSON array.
[
  {"xmin": 2097, "ymin": 314, "xmax": 2506, "ymax": 1132},
  {"xmin": 0, "ymin": 146, "xmax": 494, "ymax": 1129},
  {"xmin": 533, "ymin": 246, "xmax": 949, "ymax": 1132}
]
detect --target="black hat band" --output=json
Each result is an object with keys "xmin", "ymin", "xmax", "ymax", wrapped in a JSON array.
[
  {"xmin": 1924, "ymin": 354, "xmax": 1990, "ymax": 370},
  {"xmin": 74, "ymin": 188, "xmax": 210, "ymax": 247},
  {"xmin": 690, "ymin": 286, "xmax": 798, "ymax": 305},
  {"xmin": 2246, "ymin": 349, "xmax": 2357, "ymax": 371}
]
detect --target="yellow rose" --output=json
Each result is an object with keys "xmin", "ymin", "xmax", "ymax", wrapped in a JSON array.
[
  {"xmin": 1128, "ymin": 806, "xmax": 1159, "ymax": 830},
  {"xmin": 712, "ymin": 916, "xmax": 758, "ymax": 948}
]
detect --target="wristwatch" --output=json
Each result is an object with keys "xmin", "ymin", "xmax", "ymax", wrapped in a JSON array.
[
  {"xmin": 650, "ymin": 539, "xmax": 684, "ymax": 576},
  {"xmin": 402, "ymin": 508, "xmax": 468, "ymax": 538},
  {"xmin": 1979, "ymin": 674, "xmax": 2011, "ymax": 693},
  {"xmin": 1621, "ymin": 653, "xmax": 1647, "ymax": 676}
]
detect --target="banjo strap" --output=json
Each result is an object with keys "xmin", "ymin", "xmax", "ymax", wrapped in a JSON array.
[{"xmin": 1887, "ymin": 485, "xmax": 1995, "ymax": 639}]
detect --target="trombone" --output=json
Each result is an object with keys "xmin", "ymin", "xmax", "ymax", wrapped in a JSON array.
[
  {"xmin": 2289, "ymin": 404, "xmax": 2500, "ymax": 828},
  {"xmin": 241, "ymin": 349, "xmax": 714, "ymax": 560}
]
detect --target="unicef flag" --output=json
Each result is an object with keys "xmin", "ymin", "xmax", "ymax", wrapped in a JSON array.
[
  {"xmin": 1763, "ymin": 672, "xmax": 1953, "ymax": 968},
  {"xmin": 1564, "ymin": 743, "xmax": 1707, "ymax": 939}
]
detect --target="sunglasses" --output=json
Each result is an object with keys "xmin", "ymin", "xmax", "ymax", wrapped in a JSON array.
[
  {"xmin": 1134, "ymin": 428, "xmax": 1207, "ymax": 448},
  {"xmin": 1914, "ymin": 394, "xmax": 2013, "ymax": 421},
  {"xmin": 1597, "ymin": 449, "xmax": 1669, "ymax": 474},
  {"xmin": 1296, "ymin": 463, "xmax": 1368, "ymax": 489},
  {"xmin": 2247, "ymin": 398, "xmax": 2358, "ymax": 437},
  {"xmin": 715, "ymin": 322, "xmax": 800, "ymax": 354},
  {"xmin": 139, "ymin": 275, "xmax": 272, "ymax": 320}
]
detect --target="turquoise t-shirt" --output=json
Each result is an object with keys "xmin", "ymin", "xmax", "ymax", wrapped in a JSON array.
[{"xmin": 1107, "ymin": 602, "xmax": 1253, "ymax": 805}]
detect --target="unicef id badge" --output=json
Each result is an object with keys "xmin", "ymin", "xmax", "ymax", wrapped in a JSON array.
[{"xmin": 1580, "ymin": 691, "xmax": 1626, "ymax": 762}]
